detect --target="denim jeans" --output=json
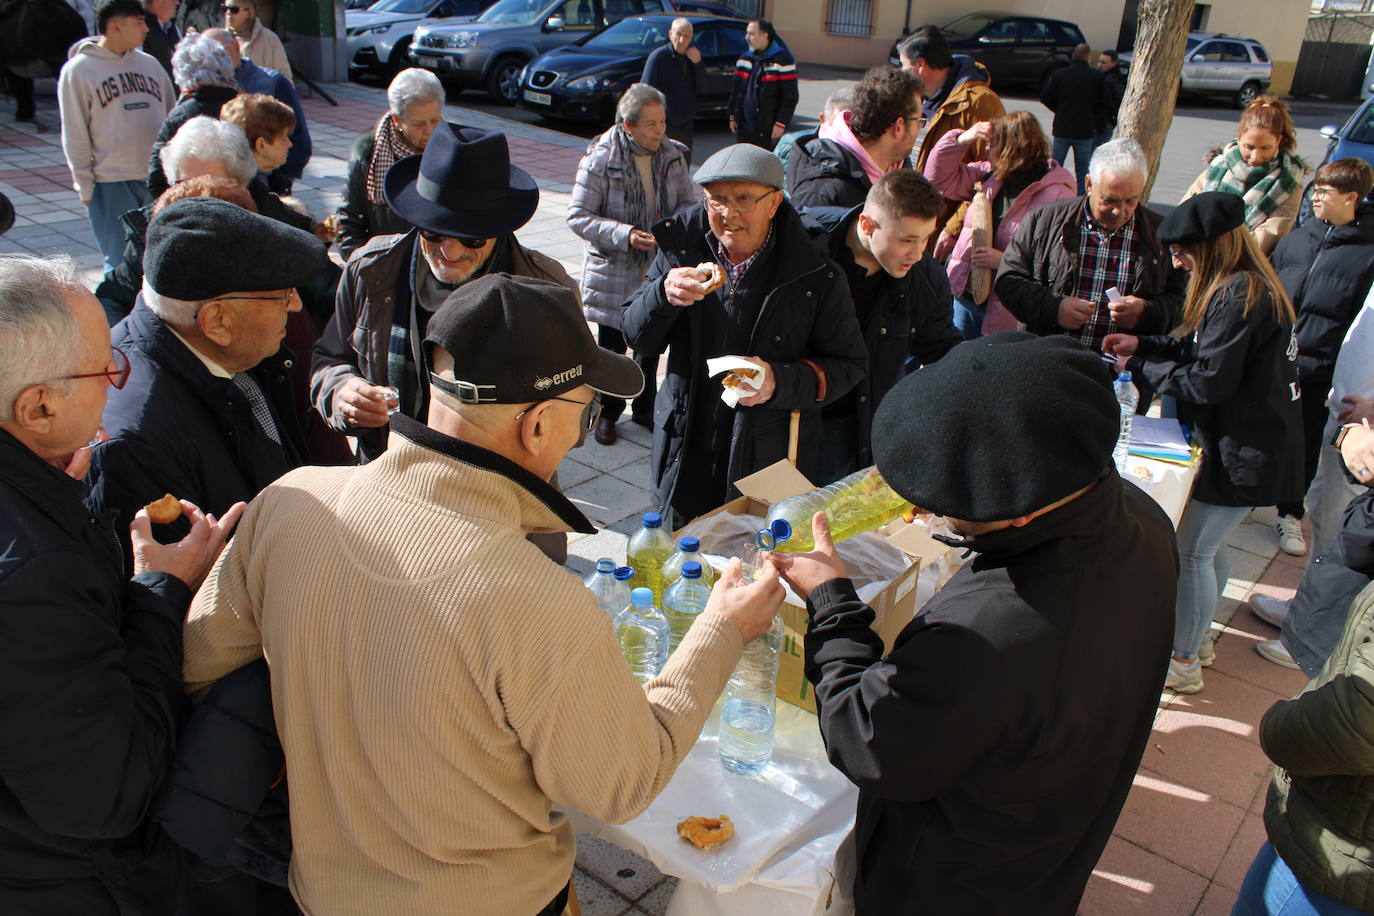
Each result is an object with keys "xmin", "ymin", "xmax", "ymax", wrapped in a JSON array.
[
  {"xmin": 1305, "ymin": 414, "xmax": 1363, "ymax": 557},
  {"xmin": 951, "ymin": 292, "xmax": 986, "ymax": 341},
  {"xmin": 88, "ymin": 180, "xmax": 151, "ymax": 275},
  {"xmin": 1231, "ymin": 841, "xmax": 1367, "ymax": 916},
  {"xmin": 1052, "ymin": 136, "xmax": 1094, "ymax": 195},
  {"xmin": 1173, "ymin": 499, "xmax": 1252, "ymax": 658}
]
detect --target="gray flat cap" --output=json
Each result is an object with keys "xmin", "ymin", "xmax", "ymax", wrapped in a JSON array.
[{"xmin": 694, "ymin": 143, "xmax": 784, "ymax": 190}]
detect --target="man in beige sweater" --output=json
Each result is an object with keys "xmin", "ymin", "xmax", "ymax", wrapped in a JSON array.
[{"xmin": 183, "ymin": 273, "xmax": 784, "ymax": 916}]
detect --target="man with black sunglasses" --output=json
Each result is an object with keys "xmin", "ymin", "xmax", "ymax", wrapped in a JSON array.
[{"xmin": 313, "ymin": 124, "xmax": 579, "ymax": 467}]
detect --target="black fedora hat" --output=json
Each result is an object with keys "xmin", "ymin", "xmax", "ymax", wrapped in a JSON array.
[{"xmin": 384, "ymin": 124, "xmax": 540, "ymax": 240}]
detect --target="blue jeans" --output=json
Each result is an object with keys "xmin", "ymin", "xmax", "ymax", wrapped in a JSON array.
[
  {"xmin": 1173, "ymin": 499, "xmax": 1251, "ymax": 658},
  {"xmin": 1232, "ymin": 841, "xmax": 1366, "ymax": 916},
  {"xmin": 1052, "ymin": 136, "xmax": 1093, "ymax": 195},
  {"xmin": 1093, "ymin": 125, "xmax": 1114, "ymax": 151},
  {"xmin": 88, "ymin": 180, "xmax": 151, "ymax": 275},
  {"xmin": 951, "ymin": 293, "xmax": 986, "ymax": 340}
]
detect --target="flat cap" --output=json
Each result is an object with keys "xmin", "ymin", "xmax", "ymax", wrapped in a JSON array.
[
  {"xmin": 143, "ymin": 197, "xmax": 330, "ymax": 300},
  {"xmin": 871, "ymin": 332, "xmax": 1119, "ymax": 522},
  {"xmin": 694, "ymin": 143, "xmax": 785, "ymax": 190},
  {"xmin": 1158, "ymin": 190, "xmax": 1246, "ymax": 245}
]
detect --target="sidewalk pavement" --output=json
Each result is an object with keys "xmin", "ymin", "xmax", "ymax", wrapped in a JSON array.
[{"xmin": 0, "ymin": 77, "xmax": 1320, "ymax": 916}]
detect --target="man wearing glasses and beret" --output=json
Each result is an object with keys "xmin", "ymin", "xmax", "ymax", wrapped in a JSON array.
[
  {"xmin": 623, "ymin": 143, "xmax": 867, "ymax": 524},
  {"xmin": 88, "ymin": 196, "xmax": 328, "ymax": 567},
  {"xmin": 312, "ymin": 124, "xmax": 578, "ymax": 466},
  {"xmin": 0, "ymin": 254, "xmax": 240, "ymax": 913}
]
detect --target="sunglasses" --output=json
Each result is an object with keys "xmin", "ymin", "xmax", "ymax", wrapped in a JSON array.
[
  {"xmin": 222, "ymin": 4, "xmax": 244, "ymax": 12},
  {"xmin": 55, "ymin": 346, "xmax": 132, "ymax": 391},
  {"xmin": 514, "ymin": 395, "xmax": 601, "ymax": 432},
  {"xmin": 418, "ymin": 229, "xmax": 490, "ymax": 249}
]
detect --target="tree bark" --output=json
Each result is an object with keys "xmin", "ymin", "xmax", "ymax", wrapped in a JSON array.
[{"xmin": 1116, "ymin": 0, "xmax": 1197, "ymax": 201}]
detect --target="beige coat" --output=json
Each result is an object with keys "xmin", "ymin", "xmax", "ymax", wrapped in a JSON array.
[
  {"xmin": 183, "ymin": 421, "xmax": 744, "ymax": 915},
  {"xmin": 239, "ymin": 18, "xmax": 292, "ymax": 80},
  {"xmin": 1182, "ymin": 170, "xmax": 1303, "ymax": 257}
]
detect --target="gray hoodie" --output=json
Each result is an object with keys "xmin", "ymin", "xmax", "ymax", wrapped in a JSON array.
[{"xmin": 58, "ymin": 38, "xmax": 174, "ymax": 202}]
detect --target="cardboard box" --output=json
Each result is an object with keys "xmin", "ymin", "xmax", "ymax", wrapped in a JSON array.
[{"xmin": 678, "ymin": 461, "xmax": 944, "ymax": 715}]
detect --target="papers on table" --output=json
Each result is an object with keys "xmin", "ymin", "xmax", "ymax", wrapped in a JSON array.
[{"xmin": 1128, "ymin": 416, "xmax": 1195, "ymax": 465}]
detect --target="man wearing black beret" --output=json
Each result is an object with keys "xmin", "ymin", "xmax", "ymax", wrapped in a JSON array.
[
  {"xmin": 89, "ymin": 195, "xmax": 329, "ymax": 562},
  {"xmin": 772, "ymin": 332, "xmax": 1179, "ymax": 915}
]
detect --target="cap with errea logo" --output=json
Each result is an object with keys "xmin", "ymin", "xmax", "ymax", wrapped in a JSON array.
[{"xmin": 424, "ymin": 273, "xmax": 644, "ymax": 405}]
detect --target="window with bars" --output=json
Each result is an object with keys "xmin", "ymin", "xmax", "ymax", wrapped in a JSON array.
[
  {"xmin": 825, "ymin": 0, "xmax": 873, "ymax": 37},
  {"xmin": 722, "ymin": 0, "xmax": 763, "ymax": 17}
]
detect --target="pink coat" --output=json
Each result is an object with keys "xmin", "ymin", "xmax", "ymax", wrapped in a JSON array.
[{"xmin": 924, "ymin": 129, "xmax": 1077, "ymax": 333}]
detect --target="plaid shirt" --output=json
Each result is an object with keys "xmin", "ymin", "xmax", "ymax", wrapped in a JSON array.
[
  {"xmin": 1070, "ymin": 200, "xmax": 1138, "ymax": 350},
  {"xmin": 714, "ymin": 225, "xmax": 773, "ymax": 293}
]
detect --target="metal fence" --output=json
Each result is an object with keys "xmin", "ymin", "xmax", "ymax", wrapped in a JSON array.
[{"xmin": 824, "ymin": 0, "xmax": 873, "ymax": 37}]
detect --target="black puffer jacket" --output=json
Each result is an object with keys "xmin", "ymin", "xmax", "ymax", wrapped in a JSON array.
[
  {"xmin": 0, "ymin": 429, "xmax": 192, "ymax": 915},
  {"xmin": 1271, "ymin": 203, "xmax": 1374, "ymax": 383},
  {"xmin": 336, "ymin": 130, "xmax": 414, "ymax": 261},
  {"xmin": 812, "ymin": 204, "xmax": 961, "ymax": 468},
  {"xmin": 622, "ymin": 201, "xmax": 867, "ymax": 518},
  {"xmin": 146, "ymin": 84, "xmax": 239, "ymax": 198},
  {"xmin": 805, "ymin": 472, "xmax": 1177, "ymax": 914},
  {"xmin": 785, "ymin": 134, "xmax": 869, "ymax": 210},
  {"xmin": 1130, "ymin": 273, "xmax": 1304, "ymax": 507}
]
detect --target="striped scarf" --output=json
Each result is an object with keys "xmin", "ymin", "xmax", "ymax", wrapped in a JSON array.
[
  {"xmin": 366, "ymin": 114, "xmax": 422, "ymax": 205},
  {"xmin": 608, "ymin": 125, "xmax": 673, "ymax": 272},
  {"xmin": 1201, "ymin": 141, "xmax": 1305, "ymax": 230}
]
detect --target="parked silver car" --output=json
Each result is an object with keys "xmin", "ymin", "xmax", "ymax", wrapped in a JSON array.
[
  {"xmin": 346, "ymin": 0, "xmax": 490, "ymax": 78},
  {"xmin": 1122, "ymin": 32, "xmax": 1271, "ymax": 109},
  {"xmin": 410, "ymin": 0, "xmax": 677, "ymax": 103}
]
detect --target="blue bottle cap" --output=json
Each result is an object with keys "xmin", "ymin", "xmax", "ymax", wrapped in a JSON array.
[
  {"xmin": 679, "ymin": 536, "xmax": 700, "ymax": 551},
  {"xmin": 770, "ymin": 519, "xmax": 792, "ymax": 542},
  {"xmin": 1117, "ymin": 370, "xmax": 1132, "ymax": 382},
  {"xmin": 754, "ymin": 518, "xmax": 792, "ymax": 552},
  {"xmin": 631, "ymin": 586, "xmax": 653, "ymax": 606},
  {"xmin": 643, "ymin": 512, "xmax": 662, "ymax": 529},
  {"xmin": 681, "ymin": 561, "xmax": 702, "ymax": 579},
  {"xmin": 595, "ymin": 558, "xmax": 616, "ymax": 573},
  {"xmin": 614, "ymin": 566, "xmax": 635, "ymax": 581}
]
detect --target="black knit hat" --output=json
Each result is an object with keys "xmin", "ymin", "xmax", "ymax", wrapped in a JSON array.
[
  {"xmin": 424, "ymin": 273, "xmax": 643, "ymax": 405},
  {"xmin": 1158, "ymin": 191, "xmax": 1246, "ymax": 245},
  {"xmin": 871, "ymin": 332, "xmax": 1118, "ymax": 522},
  {"xmin": 143, "ymin": 197, "xmax": 329, "ymax": 300}
]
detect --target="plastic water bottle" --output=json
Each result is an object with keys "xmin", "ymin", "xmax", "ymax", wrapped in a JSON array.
[
  {"xmin": 615, "ymin": 587, "xmax": 669, "ymax": 684},
  {"xmin": 627, "ymin": 512, "xmax": 675, "ymax": 607},
  {"xmin": 584, "ymin": 558, "xmax": 630, "ymax": 619},
  {"xmin": 1113, "ymin": 371, "xmax": 1139, "ymax": 473},
  {"xmin": 662, "ymin": 536, "xmax": 717, "ymax": 588},
  {"xmin": 758, "ymin": 465, "xmax": 912, "ymax": 553},
  {"xmin": 719, "ymin": 615, "xmax": 784, "ymax": 776},
  {"xmin": 662, "ymin": 561, "xmax": 712, "ymax": 650}
]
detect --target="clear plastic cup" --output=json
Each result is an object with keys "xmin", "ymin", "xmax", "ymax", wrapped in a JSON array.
[{"xmin": 380, "ymin": 386, "xmax": 401, "ymax": 417}]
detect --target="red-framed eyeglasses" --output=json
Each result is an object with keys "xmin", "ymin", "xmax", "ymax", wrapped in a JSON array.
[{"xmin": 56, "ymin": 346, "xmax": 131, "ymax": 390}]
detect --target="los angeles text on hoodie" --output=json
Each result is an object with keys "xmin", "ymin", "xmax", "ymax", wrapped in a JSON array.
[{"xmin": 58, "ymin": 38, "xmax": 174, "ymax": 202}]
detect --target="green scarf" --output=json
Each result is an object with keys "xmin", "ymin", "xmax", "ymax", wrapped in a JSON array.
[{"xmin": 1202, "ymin": 140, "xmax": 1305, "ymax": 229}]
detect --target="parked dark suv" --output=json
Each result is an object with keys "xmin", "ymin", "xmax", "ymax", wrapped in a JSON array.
[{"xmin": 888, "ymin": 12, "xmax": 1086, "ymax": 91}]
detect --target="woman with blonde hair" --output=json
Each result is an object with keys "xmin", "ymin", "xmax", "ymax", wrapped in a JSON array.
[
  {"xmin": 1104, "ymin": 192, "xmax": 1303, "ymax": 694},
  {"xmin": 1183, "ymin": 95, "xmax": 1307, "ymax": 256},
  {"xmin": 924, "ymin": 109, "xmax": 1076, "ymax": 338}
]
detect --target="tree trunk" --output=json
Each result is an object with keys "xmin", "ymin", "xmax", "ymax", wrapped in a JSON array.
[{"xmin": 1116, "ymin": 0, "xmax": 1197, "ymax": 201}]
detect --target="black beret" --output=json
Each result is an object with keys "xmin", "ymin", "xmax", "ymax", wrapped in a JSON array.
[
  {"xmin": 1157, "ymin": 191, "xmax": 1246, "ymax": 245},
  {"xmin": 871, "ymin": 332, "xmax": 1118, "ymax": 522},
  {"xmin": 143, "ymin": 197, "xmax": 329, "ymax": 300}
]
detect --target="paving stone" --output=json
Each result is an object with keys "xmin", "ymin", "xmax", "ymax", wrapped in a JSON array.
[
  {"xmin": 574, "ymin": 833, "xmax": 666, "ymax": 901},
  {"xmin": 571, "ymin": 868, "xmax": 635, "ymax": 916},
  {"xmin": 1112, "ymin": 771, "xmax": 1248, "ymax": 881},
  {"xmin": 633, "ymin": 879, "xmax": 677, "ymax": 915},
  {"xmin": 565, "ymin": 474, "xmax": 651, "ymax": 528},
  {"xmin": 572, "ymin": 436, "xmax": 651, "ymax": 473},
  {"xmin": 1080, "ymin": 835, "xmax": 1210, "ymax": 915}
]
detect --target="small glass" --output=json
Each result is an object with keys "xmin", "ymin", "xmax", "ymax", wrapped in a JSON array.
[{"xmin": 380, "ymin": 386, "xmax": 401, "ymax": 417}]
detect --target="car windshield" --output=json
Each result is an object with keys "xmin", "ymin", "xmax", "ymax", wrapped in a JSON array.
[
  {"xmin": 1186, "ymin": 37, "xmax": 1201, "ymax": 51},
  {"xmin": 942, "ymin": 13, "xmax": 999, "ymax": 38},
  {"xmin": 1348, "ymin": 102, "xmax": 1374, "ymax": 145},
  {"xmin": 477, "ymin": 0, "xmax": 548, "ymax": 24},
  {"xmin": 584, "ymin": 17, "xmax": 670, "ymax": 52},
  {"xmin": 368, "ymin": 0, "xmax": 431, "ymax": 12}
]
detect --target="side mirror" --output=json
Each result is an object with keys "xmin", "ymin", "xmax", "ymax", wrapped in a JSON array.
[
  {"xmin": 545, "ymin": 15, "xmax": 564, "ymax": 30},
  {"xmin": 1320, "ymin": 124, "xmax": 1339, "ymax": 140}
]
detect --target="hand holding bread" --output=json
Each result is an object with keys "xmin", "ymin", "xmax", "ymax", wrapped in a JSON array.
[{"xmin": 664, "ymin": 263, "xmax": 725, "ymax": 307}]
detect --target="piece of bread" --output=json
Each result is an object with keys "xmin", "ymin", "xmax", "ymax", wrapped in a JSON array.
[
  {"xmin": 144, "ymin": 493, "xmax": 181, "ymax": 525},
  {"xmin": 696, "ymin": 261, "xmax": 725, "ymax": 296},
  {"xmin": 677, "ymin": 815, "xmax": 735, "ymax": 849},
  {"xmin": 721, "ymin": 367, "xmax": 761, "ymax": 390}
]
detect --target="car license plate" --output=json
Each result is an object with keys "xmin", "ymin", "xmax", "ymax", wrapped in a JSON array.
[
  {"xmin": 416, "ymin": 56, "xmax": 439, "ymax": 69},
  {"xmin": 523, "ymin": 90, "xmax": 551, "ymax": 106}
]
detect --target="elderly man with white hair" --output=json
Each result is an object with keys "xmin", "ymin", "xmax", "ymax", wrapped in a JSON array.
[
  {"xmin": 145, "ymin": 31, "xmax": 240, "ymax": 197},
  {"xmin": 640, "ymin": 17, "xmax": 704, "ymax": 160},
  {"xmin": 0, "ymin": 253, "xmax": 240, "ymax": 913},
  {"xmin": 336, "ymin": 67, "xmax": 446, "ymax": 260},
  {"xmin": 995, "ymin": 138, "xmax": 1187, "ymax": 352}
]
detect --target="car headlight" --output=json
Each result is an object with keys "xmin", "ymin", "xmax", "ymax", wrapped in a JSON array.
[
  {"xmin": 448, "ymin": 31, "xmax": 478, "ymax": 48},
  {"xmin": 351, "ymin": 24, "xmax": 389, "ymax": 36},
  {"xmin": 567, "ymin": 74, "xmax": 612, "ymax": 92}
]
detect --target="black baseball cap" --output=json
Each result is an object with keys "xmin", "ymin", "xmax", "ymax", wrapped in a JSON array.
[{"xmin": 424, "ymin": 273, "xmax": 644, "ymax": 405}]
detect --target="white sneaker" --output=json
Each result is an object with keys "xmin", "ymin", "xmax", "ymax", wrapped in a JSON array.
[
  {"xmin": 1198, "ymin": 633, "xmax": 1216, "ymax": 668},
  {"xmin": 1255, "ymin": 639, "xmax": 1300, "ymax": 670},
  {"xmin": 1250, "ymin": 594, "xmax": 1291, "ymax": 628},
  {"xmin": 1276, "ymin": 515, "xmax": 1307, "ymax": 557},
  {"xmin": 1165, "ymin": 656, "xmax": 1203, "ymax": 694}
]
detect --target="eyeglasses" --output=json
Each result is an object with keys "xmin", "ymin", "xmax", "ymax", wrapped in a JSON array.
[
  {"xmin": 418, "ymin": 229, "xmax": 490, "ymax": 249},
  {"xmin": 514, "ymin": 395, "xmax": 601, "ymax": 432},
  {"xmin": 1310, "ymin": 186, "xmax": 1343, "ymax": 199},
  {"xmin": 703, "ymin": 188, "xmax": 778, "ymax": 215},
  {"xmin": 221, "ymin": 4, "xmax": 244, "ymax": 12},
  {"xmin": 903, "ymin": 114, "xmax": 927, "ymax": 127},
  {"xmin": 210, "ymin": 291, "xmax": 296, "ymax": 307},
  {"xmin": 55, "ymin": 346, "xmax": 131, "ymax": 391}
]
